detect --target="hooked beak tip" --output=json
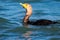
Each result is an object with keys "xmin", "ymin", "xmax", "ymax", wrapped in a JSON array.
[{"xmin": 20, "ymin": 3, "xmax": 23, "ymax": 5}]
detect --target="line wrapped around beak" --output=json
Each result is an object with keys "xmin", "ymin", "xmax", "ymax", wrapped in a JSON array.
[{"xmin": 20, "ymin": 3, "xmax": 27, "ymax": 9}]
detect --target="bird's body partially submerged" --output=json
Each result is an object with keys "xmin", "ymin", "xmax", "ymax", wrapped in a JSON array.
[
  {"xmin": 20, "ymin": 3, "xmax": 58, "ymax": 25},
  {"xmin": 27, "ymin": 19, "xmax": 57, "ymax": 25}
]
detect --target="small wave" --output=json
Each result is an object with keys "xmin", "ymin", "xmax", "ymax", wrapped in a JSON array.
[{"xmin": 0, "ymin": 17, "xmax": 9, "ymax": 23}]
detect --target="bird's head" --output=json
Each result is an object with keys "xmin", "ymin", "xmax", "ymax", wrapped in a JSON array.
[
  {"xmin": 20, "ymin": 3, "xmax": 32, "ymax": 10},
  {"xmin": 20, "ymin": 3, "xmax": 32, "ymax": 23}
]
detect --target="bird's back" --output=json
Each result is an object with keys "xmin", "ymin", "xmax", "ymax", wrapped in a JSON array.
[{"xmin": 28, "ymin": 19, "xmax": 58, "ymax": 25}]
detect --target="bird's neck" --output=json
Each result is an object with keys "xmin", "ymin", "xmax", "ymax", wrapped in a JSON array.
[{"xmin": 23, "ymin": 8, "xmax": 32, "ymax": 23}]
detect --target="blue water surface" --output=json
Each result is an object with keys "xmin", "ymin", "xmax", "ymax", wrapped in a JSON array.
[{"xmin": 0, "ymin": 0, "xmax": 60, "ymax": 40}]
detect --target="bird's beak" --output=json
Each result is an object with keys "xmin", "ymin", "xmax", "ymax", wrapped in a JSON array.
[{"xmin": 20, "ymin": 3, "xmax": 27, "ymax": 9}]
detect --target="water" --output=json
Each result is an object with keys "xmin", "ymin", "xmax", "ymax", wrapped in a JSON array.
[{"xmin": 0, "ymin": 0, "xmax": 60, "ymax": 40}]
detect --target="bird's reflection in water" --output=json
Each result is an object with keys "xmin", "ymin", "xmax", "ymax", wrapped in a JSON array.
[
  {"xmin": 23, "ymin": 31, "xmax": 32, "ymax": 40},
  {"xmin": 23, "ymin": 23, "xmax": 32, "ymax": 40}
]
